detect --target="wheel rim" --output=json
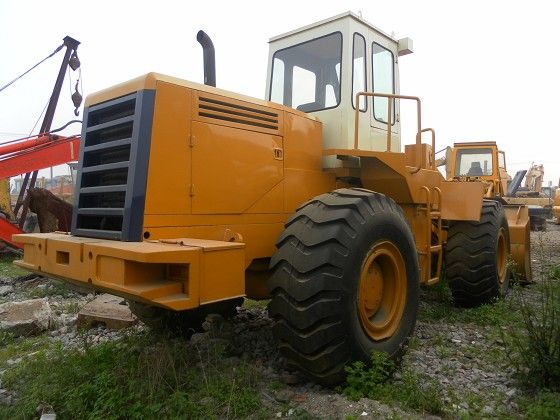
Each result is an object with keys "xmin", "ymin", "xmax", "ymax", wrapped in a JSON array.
[
  {"xmin": 357, "ymin": 240, "xmax": 407, "ymax": 341},
  {"xmin": 497, "ymin": 227, "xmax": 507, "ymax": 284}
]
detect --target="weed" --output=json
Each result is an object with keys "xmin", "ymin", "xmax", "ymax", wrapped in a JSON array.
[
  {"xmin": 341, "ymin": 352, "xmax": 444, "ymax": 415},
  {"xmin": 62, "ymin": 301, "xmax": 81, "ymax": 314},
  {"xmin": 342, "ymin": 351, "xmax": 395, "ymax": 400},
  {"xmin": 435, "ymin": 344, "xmax": 451, "ymax": 359},
  {"xmin": 505, "ymin": 264, "xmax": 560, "ymax": 390},
  {"xmin": 406, "ymin": 336, "xmax": 420, "ymax": 351},
  {"xmin": 550, "ymin": 265, "xmax": 560, "ymax": 280}
]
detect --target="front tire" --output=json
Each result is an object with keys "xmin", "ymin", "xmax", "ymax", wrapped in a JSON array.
[
  {"xmin": 268, "ymin": 188, "xmax": 419, "ymax": 385},
  {"xmin": 445, "ymin": 200, "xmax": 510, "ymax": 307}
]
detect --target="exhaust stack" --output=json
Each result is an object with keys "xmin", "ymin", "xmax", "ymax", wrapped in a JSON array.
[{"xmin": 196, "ymin": 30, "xmax": 216, "ymax": 87}]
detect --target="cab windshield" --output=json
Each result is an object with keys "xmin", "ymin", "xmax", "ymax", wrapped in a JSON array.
[
  {"xmin": 270, "ymin": 32, "xmax": 342, "ymax": 112},
  {"xmin": 456, "ymin": 148, "xmax": 493, "ymax": 176}
]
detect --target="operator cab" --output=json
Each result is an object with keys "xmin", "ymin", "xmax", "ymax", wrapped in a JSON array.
[{"xmin": 265, "ymin": 12, "xmax": 413, "ymax": 168}]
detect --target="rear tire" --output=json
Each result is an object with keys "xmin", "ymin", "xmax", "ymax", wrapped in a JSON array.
[
  {"xmin": 268, "ymin": 188, "xmax": 419, "ymax": 385},
  {"xmin": 445, "ymin": 200, "xmax": 510, "ymax": 307}
]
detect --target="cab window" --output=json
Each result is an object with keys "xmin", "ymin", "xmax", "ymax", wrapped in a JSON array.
[
  {"xmin": 498, "ymin": 152, "xmax": 506, "ymax": 169},
  {"xmin": 456, "ymin": 148, "xmax": 494, "ymax": 176},
  {"xmin": 270, "ymin": 32, "xmax": 342, "ymax": 112},
  {"xmin": 372, "ymin": 42, "xmax": 395, "ymax": 124},
  {"xmin": 352, "ymin": 33, "xmax": 367, "ymax": 111}
]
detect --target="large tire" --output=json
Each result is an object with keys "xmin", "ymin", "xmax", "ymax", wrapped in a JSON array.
[
  {"xmin": 128, "ymin": 297, "xmax": 243, "ymax": 334},
  {"xmin": 268, "ymin": 188, "xmax": 419, "ymax": 385},
  {"xmin": 445, "ymin": 200, "xmax": 510, "ymax": 307}
]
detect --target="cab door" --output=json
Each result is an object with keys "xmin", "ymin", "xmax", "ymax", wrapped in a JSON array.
[{"xmin": 369, "ymin": 34, "xmax": 400, "ymax": 142}]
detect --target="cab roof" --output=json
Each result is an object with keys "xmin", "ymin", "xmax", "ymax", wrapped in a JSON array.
[{"xmin": 269, "ymin": 11, "xmax": 398, "ymax": 45}]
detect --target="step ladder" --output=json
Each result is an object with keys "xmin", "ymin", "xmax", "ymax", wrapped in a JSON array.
[{"xmin": 418, "ymin": 186, "xmax": 443, "ymax": 285}]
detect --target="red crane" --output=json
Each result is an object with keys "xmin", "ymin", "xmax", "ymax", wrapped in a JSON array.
[
  {"xmin": 0, "ymin": 36, "xmax": 81, "ymax": 250},
  {"xmin": 0, "ymin": 134, "xmax": 80, "ymax": 249}
]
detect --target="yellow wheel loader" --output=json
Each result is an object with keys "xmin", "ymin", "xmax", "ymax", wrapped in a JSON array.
[
  {"xmin": 13, "ymin": 12, "xmax": 530, "ymax": 384},
  {"xmin": 443, "ymin": 141, "xmax": 533, "ymax": 281}
]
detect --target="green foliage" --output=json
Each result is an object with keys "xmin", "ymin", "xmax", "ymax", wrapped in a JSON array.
[
  {"xmin": 505, "ymin": 266, "xmax": 560, "ymax": 390},
  {"xmin": 341, "ymin": 352, "xmax": 443, "ymax": 415},
  {"xmin": 0, "ymin": 330, "xmax": 15, "ymax": 347},
  {"xmin": 521, "ymin": 391, "xmax": 560, "ymax": 419},
  {"xmin": 343, "ymin": 351, "xmax": 395, "ymax": 400},
  {"xmin": 0, "ymin": 332, "xmax": 265, "ymax": 419}
]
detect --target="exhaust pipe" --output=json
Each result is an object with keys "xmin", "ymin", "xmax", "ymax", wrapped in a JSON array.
[{"xmin": 196, "ymin": 30, "xmax": 216, "ymax": 87}]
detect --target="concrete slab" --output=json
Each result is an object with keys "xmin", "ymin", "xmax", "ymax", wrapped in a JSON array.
[{"xmin": 77, "ymin": 294, "xmax": 137, "ymax": 330}]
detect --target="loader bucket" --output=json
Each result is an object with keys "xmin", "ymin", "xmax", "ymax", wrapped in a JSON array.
[{"xmin": 504, "ymin": 205, "xmax": 532, "ymax": 282}]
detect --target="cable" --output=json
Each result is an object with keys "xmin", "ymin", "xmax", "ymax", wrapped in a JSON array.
[
  {"xmin": 50, "ymin": 120, "xmax": 82, "ymax": 133},
  {"xmin": 27, "ymin": 99, "xmax": 50, "ymax": 138},
  {"xmin": 0, "ymin": 120, "xmax": 82, "ymax": 145},
  {"xmin": 0, "ymin": 43, "xmax": 64, "ymax": 93}
]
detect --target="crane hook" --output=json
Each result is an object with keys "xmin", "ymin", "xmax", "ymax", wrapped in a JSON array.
[{"xmin": 72, "ymin": 79, "xmax": 82, "ymax": 116}]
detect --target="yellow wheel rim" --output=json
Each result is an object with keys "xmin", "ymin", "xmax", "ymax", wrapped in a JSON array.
[
  {"xmin": 497, "ymin": 227, "xmax": 507, "ymax": 284},
  {"xmin": 357, "ymin": 241, "xmax": 407, "ymax": 341}
]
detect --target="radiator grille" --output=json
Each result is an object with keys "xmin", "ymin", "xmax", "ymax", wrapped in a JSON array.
[{"xmin": 72, "ymin": 90, "xmax": 155, "ymax": 241}]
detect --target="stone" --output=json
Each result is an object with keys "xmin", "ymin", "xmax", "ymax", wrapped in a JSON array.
[
  {"xmin": 506, "ymin": 388, "xmax": 516, "ymax": 397},
  {"xmin": 0, "ymin": 388, "xmax": 14, "ymax": 406},
  {"xmin": 280, "ymin": 372, "xmax": 301, "ymax": 385},
  {"xmin": 273, "ymin": 389, "xmax": 295, "ymax": 402},
  {"xmin": 0, "ymin": 285, "xmax": 14, "ymax": 296},
  {"xmin": 0, "ymin": 298, "xmax": 52, "ymax": 336},
  {"xmin": 481, "ymin": 405, "xmax": 494, "ymax": 415},
  {"xmin": 77, "ymin": 294, "xmax": 137, "ymax": 330}
]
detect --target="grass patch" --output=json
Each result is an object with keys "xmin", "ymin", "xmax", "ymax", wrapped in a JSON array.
[
  {"xmin": 420, "ymin": 297, "xmax": 521, "ymax": 326},
  {"xmin": 340, "ymin": 351, "xmax": 444, "ymax": 415},
  {"xmin": 0, "ymin": 334, "xmax": 50, "ymax": 366},
  {"xmin": 0, "ymin": 332, "xmax": 267, "ymax": 419},
  {"xmin": 0, "ymin": 254, "xmax": 28, "ymax": 278},
  {"xmin": 520, "ymin": 390, "xmax": 560, "ymax": 419},
  {"xmin": 26, "ymin": 279, "xmax": 75, "ymax": 299},
  {"xmin": 242, "ymin": 298, "xmax": 270, "ymax": 309}
]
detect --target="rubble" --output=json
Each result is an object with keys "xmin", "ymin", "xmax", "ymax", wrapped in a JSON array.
[{"xmin": 0, "ymin": 298, "xmax": 52, "ymax": 336}]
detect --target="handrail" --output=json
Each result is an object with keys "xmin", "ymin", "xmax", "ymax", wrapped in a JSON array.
[
  {"xmin": 420, "ymin": 128, "xmax": 436, "ymax": 170},
  {"xmin": 354, "ymin": 92, "xmax": 434, "ymax": 169}
]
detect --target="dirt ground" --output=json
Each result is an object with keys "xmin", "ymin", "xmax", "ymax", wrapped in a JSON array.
[{"xmin": 1, "ymin": 221, "xmax": 559, "ymax": 418}]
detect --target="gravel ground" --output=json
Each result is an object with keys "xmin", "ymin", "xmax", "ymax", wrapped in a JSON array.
[{"xmin": 1, "ymin": 220, "xmax": 559, "ymax": 418}]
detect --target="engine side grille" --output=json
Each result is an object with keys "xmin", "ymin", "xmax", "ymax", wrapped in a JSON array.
[
  {"xmin": 71, "ymin": 90, "xmax": 155, "ymax": 241},
  {"xmin": 195, "ymin": 92, "xmax": 282, "ymax": 136}
]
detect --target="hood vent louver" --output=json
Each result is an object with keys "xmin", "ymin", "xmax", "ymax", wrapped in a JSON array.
[{"xmin": 195, "ymin": 92, "xmax": 283, "ymax": 136}]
